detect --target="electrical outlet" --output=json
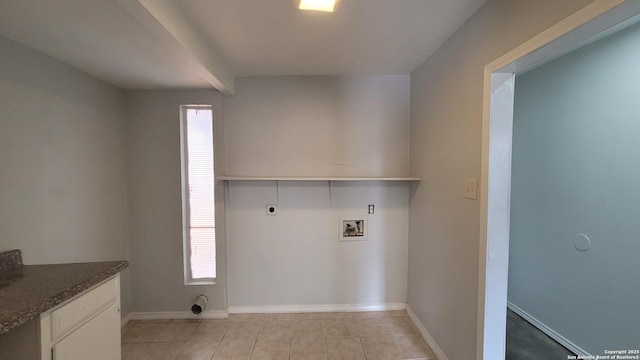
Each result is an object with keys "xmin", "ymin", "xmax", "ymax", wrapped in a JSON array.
[
  {"xmin": 464, "ymin": 178, "xmax": 478, "ymax": 200},
  {"xmin": 266, "ymin": 204, "xmax": 278, "ymax": 216}
]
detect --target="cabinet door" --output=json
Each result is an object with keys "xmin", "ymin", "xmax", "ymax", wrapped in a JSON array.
[{"xmin": 52, "ymin": 303, "xmax": 120, "ymax": 360}]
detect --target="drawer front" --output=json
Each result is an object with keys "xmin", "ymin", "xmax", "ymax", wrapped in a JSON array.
[
  {"xmin": 50, "ymin": 278, "xmax": 118, "ymax": 341},
  {"xmin": 52, "ymin": 303, "xmax": 121, "ymax": 360}
]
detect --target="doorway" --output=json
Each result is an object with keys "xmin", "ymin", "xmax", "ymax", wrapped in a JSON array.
[
  {"xmin": 507, "ymin": 17, "xmax": 640, "ymax": 357},
  {"xmin": 477, "ymin": 1, "xmax": 640, "ymax": 359}
]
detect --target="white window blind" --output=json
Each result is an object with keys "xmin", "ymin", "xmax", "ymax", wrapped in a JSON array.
[{"xmin": 181, "ymin": 106, "xmax": 216, "ymax": 283}]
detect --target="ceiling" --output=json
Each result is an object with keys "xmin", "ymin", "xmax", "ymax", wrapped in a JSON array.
[{"xmin": 0, "ymin": 0, "xmax": 487, "ymax": 94}]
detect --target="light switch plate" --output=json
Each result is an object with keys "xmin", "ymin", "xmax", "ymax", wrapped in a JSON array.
[{"xmin": 464, "ymin": 178, "xmax": 478, "ymax": 200}]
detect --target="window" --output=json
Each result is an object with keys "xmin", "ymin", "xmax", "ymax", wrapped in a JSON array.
[{"xmin": 180, "ymin": 105, "xmax": 216, "ymax": 284}]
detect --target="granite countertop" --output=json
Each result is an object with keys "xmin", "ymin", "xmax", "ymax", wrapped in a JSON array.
[{"xmin": 0, "ymin": 250, "xmax": 128, "ymax": 335}]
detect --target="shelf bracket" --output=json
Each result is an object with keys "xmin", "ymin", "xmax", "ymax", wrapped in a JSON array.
[{"xmin": 329, "ymin": 180, "xmax": 333, "ymax": 208}]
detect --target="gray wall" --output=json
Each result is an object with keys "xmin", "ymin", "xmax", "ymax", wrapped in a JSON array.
[
  {"xmin": 226, "ymin": 181, "xmax": 409, "ymax": 308},
  {"xmin": 509, "ymin": 21, "xmax": 640, "ymax": 355},
  {"xmin": 224, "ymin": 76, "xmax": 410, "ymax": 308},
  {"xmin": 0, "ymin": 35, "xmax": 130, "ymax": 314},
  {"xmin": 126, "ymin": 90, "xmax": 227, "ymax": 313},
  {"xmin": 407, "ymin": 0, "xmax": 594, "ymax": 359},
  {"xmin": 225, "ymin": 76, "xmax": 410, "ymax": 177}
]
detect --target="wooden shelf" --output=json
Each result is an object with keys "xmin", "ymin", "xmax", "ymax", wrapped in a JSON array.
[{"xmin": 217, "ymin": 176, "xmax": 421, "ymax": 181}]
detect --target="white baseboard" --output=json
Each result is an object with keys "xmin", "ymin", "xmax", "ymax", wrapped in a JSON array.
[
  {"xmin": 507, "ymin": 301, "xmax": 589, "ymax": 357},
  {"xmin": 128, "ymin": 310, "xmax": 229, "ymax": 321},
  {"xmin": 406, "ymin": 305, "xmax": 449, "ymax": 360},
  {"xmin": 121, "ymin": 312, "xmax": 133, "ymax": 327},
  {"xmin": 228, "ymin": 303, "xmax": 406, "ymax": 314}
]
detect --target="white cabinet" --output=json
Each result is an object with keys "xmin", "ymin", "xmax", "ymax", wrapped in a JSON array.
[
  {"xmin": 52, "ymin": 303, "xmax": 120, "ymax": 360},
  {"xmin": 41, "ymin": 276, "xmax": 121, "ymax": 360}
]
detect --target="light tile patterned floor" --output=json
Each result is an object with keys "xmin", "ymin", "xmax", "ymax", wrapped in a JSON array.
[{"xmin": 121, "ymin": 310, "xmax": 438, "ymax": 360}]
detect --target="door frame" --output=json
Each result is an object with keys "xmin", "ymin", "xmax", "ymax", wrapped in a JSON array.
[{"xmin": 476, "ymin": 1, "xmax": 640, "ymax": 358}]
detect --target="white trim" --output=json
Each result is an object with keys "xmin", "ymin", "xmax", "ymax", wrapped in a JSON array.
[
  {"xmin": 406, "ymin": 305, "xmax": 449, "ymax": 360},
  {"xmin": 507, "ymin": 302, "xmax": 589, "ymax": 357},
  {"xmin": 126, "ymin": 304, "xmax": 406, "ymax": 320},
  {"xmin": 486, "ymin": 0, "xmax": 627, "ymax": 73},
  {"xmin": 218, "ymin": 176, "xmax": 421, "ymax": 181},
  {"xmin": 477, "ymin": 1, "xmax": 640, "ymax": 359},
  {"xmin": 128, "ymin": 310, "xmax": 228, "ymax": 320},
  {"xmin": 228, "ymin": 303, "xmax": 406, "ymax": 314}
]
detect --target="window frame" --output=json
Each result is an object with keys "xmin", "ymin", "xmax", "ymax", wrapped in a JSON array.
[{"xmin": 180, "ymin": 104, "xmax": 216, "ymax": 285}]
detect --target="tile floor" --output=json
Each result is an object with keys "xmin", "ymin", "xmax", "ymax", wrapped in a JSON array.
[{"xmin": 121, "ymin": 310, "xmax": 438, "ymax": 360}]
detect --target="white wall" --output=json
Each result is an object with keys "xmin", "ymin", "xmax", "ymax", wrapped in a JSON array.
[
  {"xmin": 224, "ymin": 76, "xmax": 410, "ymax": 308},
  {"xmin": 227, "ymin": 181, "xmax": 408, "ymax": 307},
  {"xmin": 126, "ymin": 90, "xmax": 227, "ymax": 313},
  {"xmin": 509, "ymin": 21, "xmax": 640, "ymax": 355},
  {"xmin": 0, "ymin": 35, "xmax": 130, "ymax": 313},
  {"xmin": 224, "ymin": 76, "xmax": 410, "ymax": 177},
  {"xmin": 407, "ymin": 1, "xmax": 594, "ymax": 359}
]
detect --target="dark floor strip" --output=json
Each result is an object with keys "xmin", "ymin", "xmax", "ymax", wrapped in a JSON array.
[{"xmin": 506, "ymin": 309, "xmax": 576, "ymax": 360}]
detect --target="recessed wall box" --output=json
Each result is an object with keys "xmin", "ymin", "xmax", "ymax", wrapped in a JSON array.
[{"xmin": 266, "ymin": 204, "xmax": 278, "ymax": 216}]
